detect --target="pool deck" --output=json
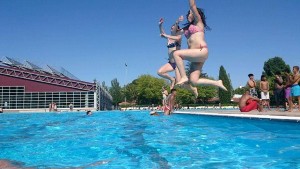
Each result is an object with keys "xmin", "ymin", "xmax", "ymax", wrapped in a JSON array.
[{"xmin": 175, "ymin": 109, "xmax": 300, "ymax": 122}]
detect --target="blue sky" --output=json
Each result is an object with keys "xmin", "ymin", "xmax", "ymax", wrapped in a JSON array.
[{"xmin": 1, "ymin": 0, "xmax": 299, "ymax": 88}]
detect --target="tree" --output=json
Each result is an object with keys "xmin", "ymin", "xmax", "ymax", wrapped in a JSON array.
[
  {"xmin": 233, "ymin": 86, "xmax": 248, "ymax": 95},
  {"xmin": 262, "ymin": 57, "xmax": 291, "ymax": 93},
  {"xmin": 135, "ymin": 75, "xmax": 166, "ymax": 105},
  {"xmin": 123, "ymin": 80, "xmax": 138, "ymax": 103},
  {"xmin": 197, "ymin": 85, "xmax": 218, "ymax": 103},
  {"xmin": 109, "ymin": 78, "xmax": 123, "ymax": 106},
  {"xmin": 101, "ymin": 81, "xmax": 109, "ymax": 91},
  {"xmin": 176, "ymin": 88, "xmax": 194, "ymax": 105},
  {"xmin": 263, "ymin": 56, "xmax": 291, "ymax": 78},
  {"xmin": 218, "ymin": 66, "xmax": 232, "ymax": 104}
]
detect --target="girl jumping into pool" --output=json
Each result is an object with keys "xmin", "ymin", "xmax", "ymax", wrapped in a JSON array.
[
  {"xmin": 172, "ymin": 0, "xmax": 227, "ymax": 91},
  {"xmin": 157, "ymin": 16, "xmax": 183, "ymax": 89}
]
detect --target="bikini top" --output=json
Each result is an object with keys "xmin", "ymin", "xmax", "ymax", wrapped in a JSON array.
[
  {"xmin": 167, "ymin": 41, "xmax": 181, "ymax": 48},
  {"xmin": 184, "ymin": 24, "xmax": 204, "ymax": 38}
]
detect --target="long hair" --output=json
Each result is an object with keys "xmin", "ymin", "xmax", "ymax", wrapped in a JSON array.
[{"xmin": 183, "ymin": 8, "xmax": 211, "ymax": 31}]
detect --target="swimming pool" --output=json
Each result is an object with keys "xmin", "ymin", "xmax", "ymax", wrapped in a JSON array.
[{"xmin": 0, "ymin": 111, "xmax": 300, "ymax": 168}]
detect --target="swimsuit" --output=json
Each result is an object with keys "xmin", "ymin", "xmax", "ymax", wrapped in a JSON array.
[
  {"xmin": 285, "ymin": 87, "xmax": 291, "ymax": 98},
  {"xmin": 184, "ymin": 24, "xmax": 204, "ymax": 38},
  {"xmin": 249, "ymin": 88, "xmax": 258, "ymax": 97},
  {"xmin": 240, "ymin": 99, "xmax": 258, "ymax": 112},
  {"xmin": 168, "ymin": 61, "xmax": 176, "ymax": 70},
  {"xmin": 184, "ymin": 24, "xmax": 207, "ymax": 50},
  {"xmin": 291, "ymin": 84, "xmax": 300, "ymax": 97},
  {"xmin": 260, "ymin": 92, "xmax": 269, "ymax": 100},
  {"xmin": 167, "ymin": 41, "xmax": 181, "ymax": 48},
  {"xmin": 164, "ymin": 105, "xmax": 170, "ymax": 111}
]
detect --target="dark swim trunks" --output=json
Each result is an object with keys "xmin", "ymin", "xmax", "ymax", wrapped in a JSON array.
[{"xmin": 168, "ymin": 61, "xmax": 176, "ymax": 70}]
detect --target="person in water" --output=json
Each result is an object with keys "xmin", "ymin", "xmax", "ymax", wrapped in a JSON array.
[
  {"xmin": 157, "ymin": 16, "xmax": 183, "ymax": 89},
  {"xmin": 172, "ymin": 0, "xmax": 227, "ymax": 91}
]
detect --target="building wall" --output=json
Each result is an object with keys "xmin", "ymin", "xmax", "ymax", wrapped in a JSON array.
[
  {"xmin": 0, "ymin": 74, "xmax": 77, "ymax": 92},
  {"xmin": 0, "ymin": 86, "xmax": 95, "ymax": 110}
]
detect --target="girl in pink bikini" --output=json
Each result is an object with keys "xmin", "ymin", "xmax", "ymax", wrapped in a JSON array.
[
  {"xmin": 172, "ymin": 0, "xmax": 227, "ymax": 91},
  {"xmin": 158, "ymin": 16, "xmax": 199, "ymax": 96}
]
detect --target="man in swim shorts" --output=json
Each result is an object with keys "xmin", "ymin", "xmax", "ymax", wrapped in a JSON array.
[
  {"xmin": 291, "ymin": 66, "xmax": 300, "ymax": 111},
  {"xmin": 239, "ymin": 91, "xmax": 263, "ymax": 112}
]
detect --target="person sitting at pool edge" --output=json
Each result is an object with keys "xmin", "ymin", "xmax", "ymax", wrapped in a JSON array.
[{"xmin": 239, "ymin": 91, "xmax": 263, "ymax": 112}]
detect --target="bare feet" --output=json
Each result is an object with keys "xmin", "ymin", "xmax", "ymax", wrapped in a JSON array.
[
  {"xmin": 176, "ymin": 76, "xmax": 188, "ymax": 86},
  {"xmin": 191, "ymin": 86, "xmax": 198, "ymax": 98},
  {"xmin": 217, "ymin": 80, "xmax": 227, "ymax": 91},
  {"xmin": 170, "ymin": 78, "xmax": 176, "ymax": 89}
]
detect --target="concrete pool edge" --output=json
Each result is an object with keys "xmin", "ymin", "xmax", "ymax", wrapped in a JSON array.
[{"xmin": 174, "ymin": 110, "xmax": 300, "ymax": 122}]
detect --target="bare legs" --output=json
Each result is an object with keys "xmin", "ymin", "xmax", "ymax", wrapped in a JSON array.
[
  {"xmin": 287, "ymin": 96, "xmax": 293, "ymax": 112},
  {"xmin": 173, "ymin": 49, "xmax": 227, "ymax": 91},
  {"xmin": 157, "ymin": 62, "xmax": 176, "ymax": 89}
]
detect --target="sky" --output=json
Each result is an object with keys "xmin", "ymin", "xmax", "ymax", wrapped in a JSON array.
[{"xmin": 1, "ymin": 0, "xmax": 299, "ymax": 88}]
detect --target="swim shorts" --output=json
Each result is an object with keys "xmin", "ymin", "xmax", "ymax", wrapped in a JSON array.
[
  {"xmin": 285, "ymin": 87, "xmax": 291, "ymax": 98},
  {"xmin": 249, "ymin": 88, "xmax": 258, "ymax": 97},
  {"xmin": 260, "ymin": 92, "xmax": 269, "ymax": 100},
  {"xmin": 240, "ymin": 99, "xmax": 258, "ymax": 112},
  {"xmin": 291, "ymin": 84, "xmax": 300, "ymax": 97}
]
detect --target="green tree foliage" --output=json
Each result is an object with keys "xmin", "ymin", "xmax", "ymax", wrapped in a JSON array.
[
  {"xmin": 263, "ymin": 56, "xmax": 291, "ymax": 78},
  {"xmin": 198, "ymin": 85, "xmax": 218, "ymax": 103},
  {"xmin": 123, "ymin": 79, "xmax": 139, "ymax": 103},
  {"xmin": 134, "ymin": 75, "xmax": 166, "ymax": 105},
  {"xmin": 109, "ymin": 78, "xmax": 123, "ymax": 106},
  {"xmin": 101, "ymin": 81, "xmax": 109, "ymax": 91},
  {"xmin": 233, "ymin": 87, "xmax": 248, "ymax": 95},
  {"xmin": 262, "ymin": 57, "xmax": 291, "ymax": 93},
  {"xmin": 176, "ymin": 88, "xmax": 194, "ymax": 105},
  {"xmin": 218, "ymin": 66, "xmax": 232, "ymax": 104}
]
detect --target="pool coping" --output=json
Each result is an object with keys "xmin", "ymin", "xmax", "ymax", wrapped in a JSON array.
[{"xmin": 174, "ymin": 110, "xmax": 300, "ymax": 122}]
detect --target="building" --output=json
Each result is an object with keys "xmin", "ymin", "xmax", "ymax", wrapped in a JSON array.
[{"xmin": 0, "ymin": 57, "xmax": 112, "ymax": 111}]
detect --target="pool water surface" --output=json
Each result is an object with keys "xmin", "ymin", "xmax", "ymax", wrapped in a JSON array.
[{"xmin": 0, "ymin": 111, "xmax": 300, "ymax": 168}]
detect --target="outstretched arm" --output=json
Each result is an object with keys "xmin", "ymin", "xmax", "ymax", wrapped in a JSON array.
[
  {"xmin": 160, "ymin": 15, "xmax": 183, "ymax": 41},
  {"xmin": 160, "ymin": 34, "xmax": 181, "ymax": 41},
  {"xmin": 159, "ymin": 18, "xmax": 165, "ymax": 35},
  {"xmin": 189, "ymin": 0, "xmax": 202, "ymax": 24}
]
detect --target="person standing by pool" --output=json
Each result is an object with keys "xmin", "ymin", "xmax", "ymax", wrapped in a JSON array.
[
  {"xmin": 291, "ymin": 66, "xmax": 300, "ymax": 111},
  {"xmin": 274, "ymin": 71, "xmax": 284, "ymax": 111},
  {"xmin": 239, "ymin": 91, "xmax": 263, "ymax": 112},
  {"xmin": 283, "ymin": 70, "xmax": 293, "ymax": 111},
  {"xmin": 247, "ymin": 74, "xmax": 258, "ymax": 97},
  {"xmin": 171, "ymin": 0, "xmax": 227, "ymax": 91},
  {"xmin": 157, "ymin": 16, "xmax": 183, "ymax": 89},
  {"xmin": 259, "ymin": 75, "xmax": 271, "ymax": 111}
]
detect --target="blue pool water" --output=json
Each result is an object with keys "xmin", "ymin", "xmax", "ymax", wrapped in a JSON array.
[{"xmin": 0, "ymin": 111, "xmax": 300, "ymax": 169}]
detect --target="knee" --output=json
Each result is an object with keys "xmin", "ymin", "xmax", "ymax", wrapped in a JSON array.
[
  {"xmin": 189, "ymin": 77, "xmax": 198, "ymax": 86},
  {"xmin": 157, "ymin": 70, "xmax": 163, "ymax": 76},
  {"xmin": 172, "ymin": 50, "xmax": 180, "ymax": 58}
]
